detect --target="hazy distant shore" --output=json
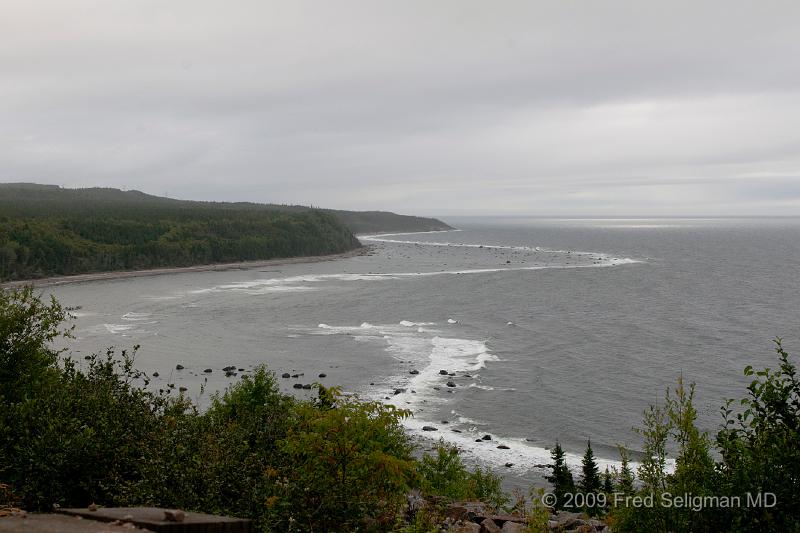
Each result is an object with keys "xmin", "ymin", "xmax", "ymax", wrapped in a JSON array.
[{"xmin": 1, "ymin": 246, "xmax": 372, "ymax": 289}]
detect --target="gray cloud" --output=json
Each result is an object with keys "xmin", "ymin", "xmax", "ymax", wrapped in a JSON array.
[{"xmin": 2, "ymin": 0, "xmax": 800, "ymax": 215}]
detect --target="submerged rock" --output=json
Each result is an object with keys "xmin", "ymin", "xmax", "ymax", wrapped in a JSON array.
[
  {"xmin": 422, "ymin": 426, "xmax": 438, "ymax": 431},
  {"xmin": 281, "ymin": 373, "xmax": 291, "ymax": 378}
]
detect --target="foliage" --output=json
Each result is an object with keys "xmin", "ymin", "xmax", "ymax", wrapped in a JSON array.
[
  {"xmin": 716, "ymin": 339, "xmax": 800, "ymax": 532},
  {"xmin": 610, "ymin": 342, "xmax": 800, "ymax": 532},
  {"xmin": 615, "ymin": 446, "xmax": 635, "ymax": 495},
  {"xmin": 579, "ymin": 440, "xmax": 601, "ymax": 494},
  {"xmin": 524, "ymin": 488, "xmax": 553, "ymax": 533},
  {"xmin": 417, "ymin": 443, "xmax": 508, "ymax": 511},
  {"xmin": 0, "ymin": 288, "xmax": 425, "ymax": 532},
  {"xmin": 0, "ymin": 184, "xmax": 360, "ymax": 281},
  {"xmin": 544, "ymin": 442, "xmax": 575, "ymax": 511},
  {"xmin": 277, "ymin": 390, "xmax": 416, "ymax": 532}
]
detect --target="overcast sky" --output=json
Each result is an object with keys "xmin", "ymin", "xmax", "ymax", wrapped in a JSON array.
[{"xmin": 2, "ymin": 1, "xmax": 800, "ymax": 215}]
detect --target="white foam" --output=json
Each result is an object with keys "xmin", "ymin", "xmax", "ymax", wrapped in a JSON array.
[
  {"xmin": 309, "ymin": 319, "xmax": 664, "ymax": 477},
  {"xmin": 400, "ymin": 320, "xmax": 436, "ymax": 327},
  {"xmin": 103, "ymin": 323, "xmax": 136, "ymax": 334},
  {"xmin": 122, "ymin": 312, "xmax": 152, "ymax": 321}
]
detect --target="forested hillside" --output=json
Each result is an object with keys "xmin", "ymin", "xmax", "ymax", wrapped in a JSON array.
[{"xmin": 0, "ymin": 184, "xmax": 362, "ymax": 281}]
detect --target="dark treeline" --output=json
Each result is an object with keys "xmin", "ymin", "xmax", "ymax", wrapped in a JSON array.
[{"xmin": 0, "ymin": 183, "xmax": 362, "ymax": 281}]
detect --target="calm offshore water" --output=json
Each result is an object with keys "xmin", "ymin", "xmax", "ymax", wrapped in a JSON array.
[{"xmin": 46, "ymin": 217, "xmax": 800, "ymax": 486}]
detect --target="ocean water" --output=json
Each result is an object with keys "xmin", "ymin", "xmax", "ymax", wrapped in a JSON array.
[{"xmin": 45, "ymin": 217, "xmax": 800, "ymax": 488}]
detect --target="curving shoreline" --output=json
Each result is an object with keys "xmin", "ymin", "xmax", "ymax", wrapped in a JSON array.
[{"xmin": 1, "ymin": 246, "xmax": 372, "ymax": 289}]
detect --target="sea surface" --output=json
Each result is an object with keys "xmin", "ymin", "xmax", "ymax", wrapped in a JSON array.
[{"xmin": 46, "ymin": 217, "xmax": 800, "ymax": 488}]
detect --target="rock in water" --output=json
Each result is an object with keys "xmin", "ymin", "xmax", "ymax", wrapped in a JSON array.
[
  {"xmin": 422, "ymin": 426, "xmax": 438, "ymax": 431},
  {"xmin": 281, "ymin": 373, "xmax": 291, "ymax": 378}
]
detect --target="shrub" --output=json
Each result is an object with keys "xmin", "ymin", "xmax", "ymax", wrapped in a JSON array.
[{"xmin": 418, "ymin": 443, "xmax": 508, "ymax": 511}]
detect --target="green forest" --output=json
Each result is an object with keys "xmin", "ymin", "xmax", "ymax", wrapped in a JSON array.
[{"xmin": 0, "ymin": 184, "xmax": 363, "ymax": 281}]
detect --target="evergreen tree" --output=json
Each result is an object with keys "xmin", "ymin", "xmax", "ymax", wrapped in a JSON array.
[
  {"xmin": 603, "ymin": 466, "xmax": 614, "ymax": 494},
  {"xmin": 616, "ymin": 446, "xmax": 635, "ymax": 495},
  {"xmin": 544, "ymin": 442, "xmax": 575, "ymax": 511},
  {"xmin": 580, "ymin": 440, "xmax": 602, "ymax": 494}
]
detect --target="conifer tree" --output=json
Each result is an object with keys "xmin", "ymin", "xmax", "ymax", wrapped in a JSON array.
[
  {"xmin": 580, "ymin": 440, "xmax": 602, "ymax": 494},
  {"xmin": 544, "ymin": 442, "xmax": 575, "ymax": 510},
  {"xmin": 603, "ymin": 466, "xmax": 614, "ymax": 494},
  {"xmin": 616, "ymin": 446, "xmax": 635, "ymax": 495}
]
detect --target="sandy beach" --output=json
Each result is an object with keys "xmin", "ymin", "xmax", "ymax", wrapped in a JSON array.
[{"xmin": 1, "ymin": 246, "xmax": 371, "ymax": 289}]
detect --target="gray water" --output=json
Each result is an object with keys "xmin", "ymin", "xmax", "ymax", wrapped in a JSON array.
[{"xmin": 46, "ymin": 217, "xmax": 800, "ymax": 487}]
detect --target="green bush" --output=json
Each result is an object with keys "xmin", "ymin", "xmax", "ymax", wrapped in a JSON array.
[
  {"xmin": 418, "ymin": 443, "xmax": 507, "ymax": 511},
  {"xmin": 610, "ymin": 342, "xmax": 800, "ymax": 532},
  {"xmin": 0, "ymin": 288, "xmax": 422, "ymax": 531}
]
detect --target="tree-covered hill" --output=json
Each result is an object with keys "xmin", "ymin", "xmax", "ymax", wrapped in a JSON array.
[{"xmin": 0, "ymin": 183, "xmax": 369, "ymax": 281}]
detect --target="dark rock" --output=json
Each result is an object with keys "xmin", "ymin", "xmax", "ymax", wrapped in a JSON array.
[
  {"xmin": 452, "ymin": 429, "xmax": 462, "ymax": 433},
  {"xmin": 500, "ymin": 521, "xmax": 524, "ymax": 532},
  {"xmin": 422, "ymin": 426, "xmax": 438, "ymax": 431},
  {"xmin": 409, "ymin": 369, "xmax": 420, "ymax": 375},
  {"xmin": 292, "ymin": 373, "xmax": 300, "ymax": 378},
  {"xmin": 302, "ymin": 384, "xmax": 312, "ymax": 390},
  {"xmin": 394, "ymin": 388, "xmax": 406, "ymax": 395},
  {"xmin": 480, "ymin": 518, "xmax": 501, "ymax": 533},
  {"xmin": 175, "ymin": 364, "xmax": 184, "ymax": 370},
  {"xmin": 203, "ymin": 368, "xmax": 212, "ymax": 373},
  {"xmin": 152, "ymin": 372, "xmax": 159, "ymax": 377},
  {"xmin": 281, "ymin": 373, "xmax": 291, "ymax": 378},
  {"xmin": 447, "ymin": 381, "xmax": 456, "ymax": 387},
  {"xmin": 504, "ymin": 462, "xmax": 514, "ymax": 467},
  {"xmin": 476, "ymin": 439, "xmax": 483, "ymax": 442},
  {"xmin": 238, "ymin": 368, "xmax": 244, "ymax": 372},
  {"xmin": 441, "ymin": 420, "xmax": 449, "ymax": 424},
  {"xmin": 292, "ymin": 383, "xmax": 303, "ymax": 389},
  {"xmin": 439, "ymin": 369, "xmax": 449, "ymax": 375},
  {"xmin": 449, "ymin": 372, "xmax": 456, "ymax": 376},
  {"xmin": 318, "ymin": 373, "xmax": 327, "ymax": 378},
  {"xmin": 179, "ymin": 386, "xmax": 187, "ymax": 392},
  {"xmin": 497, "ymin": 444, "xmax": 510, "ymax": 449},
  {"xmin": 482, "ymin": 434, "xmax": 492, "ymax": 441}
]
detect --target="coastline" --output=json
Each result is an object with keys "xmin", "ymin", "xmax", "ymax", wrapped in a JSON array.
[{"xmin": 0, "ymin": 246, "xmax": 372, "ymax": 289}]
